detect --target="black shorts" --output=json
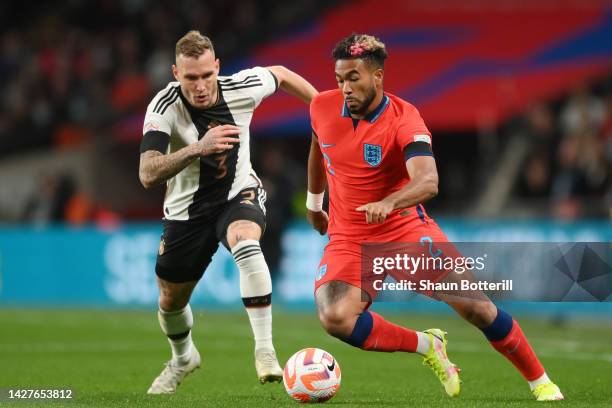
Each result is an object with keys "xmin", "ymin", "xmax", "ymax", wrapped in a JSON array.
[{"xmin": 155, "ymin": 187, "xmax": 267, "ymax": 283}]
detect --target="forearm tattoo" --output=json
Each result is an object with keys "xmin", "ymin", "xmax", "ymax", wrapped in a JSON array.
[{"xmin": 139, "ymin": 149, "xmax": 197, "ymax": 186}]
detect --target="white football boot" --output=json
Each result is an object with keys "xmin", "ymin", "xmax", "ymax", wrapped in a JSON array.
[
  {"xmin": 147, "ymin": 347, "xmax": 201, "ymax": 394},
  {"xmin": 255, "ymin": 348, "xmax": 283, "ymax": 384}
]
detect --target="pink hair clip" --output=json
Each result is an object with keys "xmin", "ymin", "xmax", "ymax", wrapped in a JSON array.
[{"xmin": 349, "ymin": 43, "xmax": 367, "ymax": 57}]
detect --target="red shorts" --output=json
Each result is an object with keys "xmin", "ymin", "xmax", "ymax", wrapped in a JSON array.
[{"xmin": 314, "ymin": 218, "xmax": 461, "ymax": 301}]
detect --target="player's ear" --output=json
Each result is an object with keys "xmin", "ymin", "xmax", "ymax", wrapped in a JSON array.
[
  {"xmin": 215, "ymin": 59, "xmax": 220, "ymax": 75},
  {"xmin": 172, "ymin": 64, "xmax": 179, "ymax": 81},
  {"xmin": 374, "ymin": 68, "xmax": 384, "ymax": 86}
]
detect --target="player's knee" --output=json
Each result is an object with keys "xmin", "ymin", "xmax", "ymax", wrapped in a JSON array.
[
  {"xmin": 317, "ymin": 307, "xmax": 354, "ymax": 338},
  {"xmin": 159, "ymin": 292, "xmax": 189, "ymax": 312},
  {"xmin": 227, "ymin": 220, "xmax": 262, "ymax": 249}
]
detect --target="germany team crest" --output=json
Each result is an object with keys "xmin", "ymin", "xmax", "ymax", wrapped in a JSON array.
[{"xmin": 364, "ymin": 143, "xmax": 382, "ymax": 167}]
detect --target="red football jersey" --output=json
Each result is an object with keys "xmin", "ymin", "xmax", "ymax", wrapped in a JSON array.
[{"xmin": 310, "ymin": 89, "xmax": 433, "ymax": 242}]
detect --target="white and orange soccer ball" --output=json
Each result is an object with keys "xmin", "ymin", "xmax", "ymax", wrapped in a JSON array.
[{"xmin": 283, "ymin": 348, "xmax": 341, "ymax": 403}]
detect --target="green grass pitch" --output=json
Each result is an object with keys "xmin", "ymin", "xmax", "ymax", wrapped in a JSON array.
[{"xmin": 0, "ymin": 308, "xmax": 610, "ymax": 407}]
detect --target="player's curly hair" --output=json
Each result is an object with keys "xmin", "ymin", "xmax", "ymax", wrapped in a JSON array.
[
  {"xmin": 176, "ymin": 30, "xmax": 215, "ymax": 59},
  {"xmin": 332, "ymin": 34, "xmax": 387, "ymax": 69}
]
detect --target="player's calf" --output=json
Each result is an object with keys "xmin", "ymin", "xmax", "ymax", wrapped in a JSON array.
[
  {"xmin": 449, "ymin": 300, "xmax": 563, "ymax": 400},
  {"xmin": 157, "ymin": 278, "xmax": 197, "ymax": 312},
  {"xmin": 448, "ymin": 298, "xmax": 497, "ymax": 328}
]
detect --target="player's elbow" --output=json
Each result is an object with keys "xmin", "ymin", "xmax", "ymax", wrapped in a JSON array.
[
  {"xmin": 427, "ymin": 181, "xmax": 438, "ymax": 198},
  {"xmin": 139, "ymin": 170, "xmax": 156, "ymax": 189},
  {"xmin": 267, "ymin": 65, "xmax": 288, "ymax": 85},
  {"xmin": 423, "ymin": 178, "xmax": 438, "ymax": 200},
  {"xmin": 139, "ymin": 177, "xmax": 153, "ymax": 190}
]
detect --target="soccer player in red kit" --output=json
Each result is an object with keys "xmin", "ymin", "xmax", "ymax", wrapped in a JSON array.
[{"xmin": 306, "ymin": 34, "xmax": 563, "ymax": 401}]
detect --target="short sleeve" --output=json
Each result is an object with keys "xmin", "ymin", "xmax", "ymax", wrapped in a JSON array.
[
  {"xmin": 310, "ymin": 94, "xmax": 321, "ymax": 136},
  {"xmin": 395, "ymin": 106, "xmax": 434, "ymax": 160},
  {"xmin": 222, "ymin": 66, "xmax": 277, "ymax": 108},
  {"xmin": 142, "ymin": 85, "xmax": 178, "ymax": 136},
  {"xmin": 143, "ymin": 111, "xmax": 172, "ymax": 136},
  {"xmin": 141, "ymin": 111, "xmax": 171, "ymax": 153},
  {"xmin": 141, "ymin": 87, "xmax": 176, "ymax": 153}
]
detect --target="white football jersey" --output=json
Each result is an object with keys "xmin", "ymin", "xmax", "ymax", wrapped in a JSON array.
[{"xmin": 142, "ymin": 67, "xmax": 277, "ymax": 221}]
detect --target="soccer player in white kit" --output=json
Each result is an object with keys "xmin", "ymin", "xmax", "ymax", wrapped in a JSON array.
[{"xmin": 139, "ymin": 30, "xmax": 317, "ymax": 394}]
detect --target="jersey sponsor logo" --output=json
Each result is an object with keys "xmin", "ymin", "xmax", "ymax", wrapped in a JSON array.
[
  {"xmin": 316, "ymin": 264, "xmax": 328, "ymax": 281},
  {"xmin": 414, "ymin": 134, "xmax": 431, "ymax": 144},
  {"xmin": 364, "ymin": 143, "xmax": 382, "ymax": 167}
]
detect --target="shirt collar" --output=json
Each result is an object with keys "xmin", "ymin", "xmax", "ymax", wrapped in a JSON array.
[{"xmin": 341, "ymin": 94, "xmax": 390, "ymax": 123}]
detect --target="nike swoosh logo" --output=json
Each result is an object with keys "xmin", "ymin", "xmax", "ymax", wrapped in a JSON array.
[
  {"xmin": 507, "ymin": 338, "xmax": 521, "ymax": 354},
  {"xmin": 321, "ymin": 143, "xmax": 335, "ymax": 148},
  {"xmin": 326, "ymin": 359, "xmax": 335, "ymax": 371}
]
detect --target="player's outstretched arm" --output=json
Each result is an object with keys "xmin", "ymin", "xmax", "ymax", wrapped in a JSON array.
[
  {"xmin": 356, "ymin": 156, "xmax": 438, "ymax": 224},
  {"xmin": 139, "ymin": 125, "xmax": 240, "ymax": 188},
  {"xmin": 267, "ymin": 66, "xmax": 318, "ymax": 104},
  {"xmin": 306, "ymin": 132, "xmax": 328, "ymax": 235}
]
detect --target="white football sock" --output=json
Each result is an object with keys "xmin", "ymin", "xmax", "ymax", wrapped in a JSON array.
[
  {"xmin": 246, "ymin": 306, "xmax": 274, "ymax": 351},
  {"xmin": 529, "ymin": 372, "xmax": 551, "ymax": 390},
  {"xmin": 158, "ymin": 304, "xmax": 194, "ymax": 365},
  {"xmin": 416, "ymin": 331, "xmax": 431, "ymax": 355},
  {"xmin": 232, "ymin": 240, "xmax": 274, "ymax": 351}
]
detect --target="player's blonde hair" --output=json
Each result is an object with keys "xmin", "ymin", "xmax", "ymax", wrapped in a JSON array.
[
  {"xmin": 332, "ymin": 34, "xmax": 387, "ymax": 68},
  {"xmin": 175, "ymin": 30, "xmax": 215, "ymax": 59}
]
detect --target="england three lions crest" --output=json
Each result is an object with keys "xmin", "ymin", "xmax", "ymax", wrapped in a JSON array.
[{"xmin": 364, "ymin": 143, "xmax": 382, "ymax": 167}]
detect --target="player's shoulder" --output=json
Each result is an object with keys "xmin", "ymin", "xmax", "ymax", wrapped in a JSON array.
[
  {"xmin": 386, "ymin": 93, "xmax": 429, "ymax": 128},
  {"xmin": 386, "ymin": 92, "xmax": 421, "ymax": 117},
  {"xmin": 147, "ymin": 81, "xmax": 181, "ymax": 115},
  {"xmin": 219, "ymin": 66, "xmax": 273, "ymax": 88},
  {"xmin": 311, "ymin": 89, "xmax": 343, "ymax": 114}
]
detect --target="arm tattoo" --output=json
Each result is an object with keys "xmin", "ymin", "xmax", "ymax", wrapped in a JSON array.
[{"xmin": 139, "ymin": 147, "xmax": 197, "ymax": 187}]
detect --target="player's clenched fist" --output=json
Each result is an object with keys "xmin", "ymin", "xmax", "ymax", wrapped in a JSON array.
[
  {"xmin": 307, "ymin": 209, "xmax": 329, "ymax": 235},
  {"xmin": 356, "ymin": 200, "xmax": 395, "ymax": 224},
  {"xmin": 194, "ymin": 124, "xmax": 241, "ymax": 156}
]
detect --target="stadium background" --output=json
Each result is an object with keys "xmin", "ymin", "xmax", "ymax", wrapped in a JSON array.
[{"xmin": 0, "ymin": 0, "xmax": 611, "ymax": 406}]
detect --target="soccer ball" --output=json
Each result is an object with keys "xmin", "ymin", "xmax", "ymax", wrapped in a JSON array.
[{"xmin": 283, "ymin": 348, "xmax": 341, "ymax": 403}]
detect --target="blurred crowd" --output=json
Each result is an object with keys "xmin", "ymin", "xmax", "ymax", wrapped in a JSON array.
[
  {"xmin": 0, "ymin": 0, "xmax": 610, "ymax": 227},
  {"xmin": 0, "ymin": 0, "xmax": 336, "ymax": 157},
  {"xmin": 515, "ymin": 79, "xmax": 612, "ymax": 219},
  {"xmin": 0, "ymin": 0, "xmax": 335, "ymax": 229}
]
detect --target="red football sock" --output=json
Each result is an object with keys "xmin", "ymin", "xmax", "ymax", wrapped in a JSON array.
[
  {"xmin": 362, "ymin": 311, "xmax": 418, "ymax": 352},
  {"xmin": 490, "ymin": 319, "xmax": 545, "ymax": 381}
]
